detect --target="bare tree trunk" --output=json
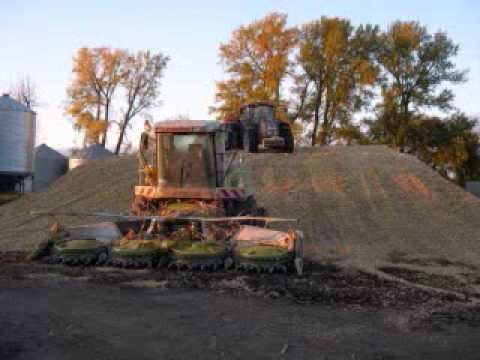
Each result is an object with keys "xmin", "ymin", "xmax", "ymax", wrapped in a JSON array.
[
  {"xmin": 456, "ymin": 168, "xmax": 466, "ymax": 188},
  {"xmin": 275, "ymin": 82, "xmax": 281, "ymax": 107},
  {"xmin": 95, "ymin": 102, "xmax": 101, "ymax": 121},
  {"xmin": 92, "ymin": 101, "xmax": 101, "ymax": 145},
  {"xmin": 319, "ymin": 100, "xmax": 331, "ymax": 145},
  {"xmin": 311, "ymin": 92, "xmax": 323, "ymax": 147},
  {"xmin": 312, "ymin": 108, "xmax": 319, "ymax": 146},
  {"xmin": 115, "ymin": 115, "xmax": 129, "ymax": 155},
  {"xmin": 102, "ymin": 100, "xmax": 110, "ymax": 147}
]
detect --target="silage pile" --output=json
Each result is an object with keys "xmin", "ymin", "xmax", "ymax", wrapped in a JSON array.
[
  {"xmin": 1, "ymin": 146, "xmax": 480, "ymax": 271},
  {"xmin": 243, "ymin": 146, "xmax": 480, "ymax": 269},
  {"xmin": 0, "ymin": 155, "xmax": 137, "ymax": 253}
]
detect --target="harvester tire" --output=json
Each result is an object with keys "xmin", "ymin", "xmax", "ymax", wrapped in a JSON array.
[
  {"xmin": 234, "ymin": 245, "xmax": 293, "ymax": 273},
  {"xmin": 109, "ymin": 247, "xmax": 168, "ymax": 268},
  {"xmin": 170, "ymin": 242, "xmax": 227, "ymax": 271},
  {"xmin": 50, "ymin": 239, "xmax": 107, "ymax": 266}
]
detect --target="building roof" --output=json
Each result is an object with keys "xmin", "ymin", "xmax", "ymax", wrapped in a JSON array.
[
  {"xmin": 35, "ymin": 144, "xmax": 68, "ymax": 160},
  {"xmin": 71, "ymin": 144, "xmax": 114, "ymax": 160},
  {"xmin": 154, "ymin": 120, "xmax": 221, "ymax": 133},
  {"xmin": 0, "ymin": 94, "xmax": 34, "ymax": 113}
]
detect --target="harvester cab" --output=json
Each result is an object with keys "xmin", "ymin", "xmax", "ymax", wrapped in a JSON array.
[
  {"xmin": 134, "ymin": 120, "xmax": 256, "ymax": 217},
  {"xmin": 32, "ymin": 120, "xmax": 304, "ymax": 274},
  {"xmin": 225, "ymin": 102, "xmax": 294, "ymax": 153}
]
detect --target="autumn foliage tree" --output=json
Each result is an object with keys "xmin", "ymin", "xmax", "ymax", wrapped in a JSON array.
[
  {"xmin": 212, "ymin": 12, "xmax": 298, "ymax": 119},
  {"xmin": 406, "ymin": 114, "xmax": 480, "ymax": 186},
  {"xmin": 67, "ymin": 47, "xmax": 126, "ymax": 145},
  {"xmin": 66, "ymin": 47, "xmax": 168, "ymax": 151},
  {"xmin": 294, "ymin": 18, "xmax": 379, "ymax": 145}
]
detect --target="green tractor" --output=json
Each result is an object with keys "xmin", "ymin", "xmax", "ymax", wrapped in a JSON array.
[{"xmin": 224, "ymin": 102, "xmax": 294, "ymax": 153}]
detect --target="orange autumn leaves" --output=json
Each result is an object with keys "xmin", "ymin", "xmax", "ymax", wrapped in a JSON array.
[
  {"xmin": 212, "ymin": 13, "xmax": 297, "ymax": 120},
  {"xmin": 212, "ymin": 13, "xmax": 379, "ymax": 147},
  {"xmin": 67, "ymin": 47, "xmax": 125, "ymax": 145}
]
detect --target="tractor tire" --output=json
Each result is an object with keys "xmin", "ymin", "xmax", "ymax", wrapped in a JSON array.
[
  {"xmin": 243, "ymin": 128, "xmax": 258, "ymax": 153},
  {"xmin": 279, "ymin": 124, "xmax": 294, "ymax": 153},
  {"xmin": 225, "ymin": 123, "xmax": 241, "ymax": 150}
]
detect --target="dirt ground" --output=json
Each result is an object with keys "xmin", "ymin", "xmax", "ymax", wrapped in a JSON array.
[{"xmin": 1, "ymin": 259, "xmax": 480, "ymax": 360}]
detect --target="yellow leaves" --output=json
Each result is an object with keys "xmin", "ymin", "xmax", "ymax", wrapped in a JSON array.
[
  {"xmin": 389, "ymin": 21, "xmax": 424, "ymax": 52},
  {"xmin": 72, "ymin": 111, "xmax": 106, "ymax": 144},
  {"xmin": 433, "ymin": 136, "xmax": 468, "ymax": 169},
  {"xmin": 213, "ymin": 12, "xmax": 297, "ymax": 119},
  {"xmin": 67, "ymin": 47, "xmax": 128, "ymax": 144},
  {"xmin": 67, "ymin": 101, "xmax": 85, "ymax": 117},
  {"xmin": 72, "ymin": 47, "xmax": 126, "ymax": 91},
  {"xmin": 354, "ymin": 59, "xmax": 378, "ymax": 86}
]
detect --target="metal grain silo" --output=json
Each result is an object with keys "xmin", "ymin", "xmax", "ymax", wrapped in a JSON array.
[{"xmin": 0, "ymin": 93, "xmax": 36, "ymax": 192}]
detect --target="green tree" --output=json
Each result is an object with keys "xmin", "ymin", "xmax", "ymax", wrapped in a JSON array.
[
  {"xmin": 374, "ymin": 21, "xmax": 466, "ymax": 150},
  {"xmin": 408, "ymin": 114, "xmax": 479, "ymax": 186},
  {"xmin": 294, "ymin": 18, "xmax": 379, "ymax": 146}
]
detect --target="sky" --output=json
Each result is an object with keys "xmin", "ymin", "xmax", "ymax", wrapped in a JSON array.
[{"xmin": 1, "ymin": 0, "xmax": 479, "ymax": 151}]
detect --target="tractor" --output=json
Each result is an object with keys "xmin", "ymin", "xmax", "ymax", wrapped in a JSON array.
[
  {"xmin": 224, "ymin": 102, "xmax": 294, "ymax": 153},
  {"xmin": 32, "ymin": 120, "xmax": 303, "ymax": 274}
]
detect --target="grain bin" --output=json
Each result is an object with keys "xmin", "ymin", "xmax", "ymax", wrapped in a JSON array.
[
  {"xmin": 0, "ymin": 94, "xmax": 36, "ymax": 192},
  {"xmin": 34, "ymin": 144, "xmax": 68, "ymax": 191}
]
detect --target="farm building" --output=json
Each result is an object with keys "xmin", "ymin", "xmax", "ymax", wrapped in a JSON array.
[
  {"xmin": 33, "ymin": 144, "xmax": 68, "ymax": 191},
  {"xmin": 69, "ymin": 144, "xmax": 114, "ymax": 170}
]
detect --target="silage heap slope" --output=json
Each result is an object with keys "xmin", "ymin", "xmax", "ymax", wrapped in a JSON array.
[
  {"xmin": 244, "ymin": 146, "xmax": 480, "ymax": 268},
  {"xmin": 0, "ymin": 155, "xmax": 137, "ymax": 252},
  {"xmin": 0, "ymin": 146, "xmax": 479, "ymax": 270}
]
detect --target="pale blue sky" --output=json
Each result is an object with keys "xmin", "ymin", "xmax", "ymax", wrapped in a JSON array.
[{"xmin": 1, "ymin": 0, "xmax": 479, "ymax": 150}]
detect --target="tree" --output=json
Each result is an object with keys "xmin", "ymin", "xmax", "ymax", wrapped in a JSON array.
[
  {"xmin": 66, "ymin": 47, "xmax": 126, "ymax": 146},
  {"xmin": 10, "ymin": 76, "xmax": 37, "ymax": 110},
  {"xmin": 211, "ymin": 12, "xmax": 298, "ymax": 119},
  {"xmin": 114, "ymin": 50, "xmax": 169, "ymax": 155},
  {"xmin": 294, "ymin": 18, "xmax": 379, "ymax": 146},
  {"xmin": 374, "ymin": 21, "xmax": 466, "ymax": 150},
  {"xmin": 97, "ymin": 48, "xmax": 126, "ymax": 146},
  {"xmin": 407, "ymin": 114, "xmax": 479, "ymax": 186}
]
